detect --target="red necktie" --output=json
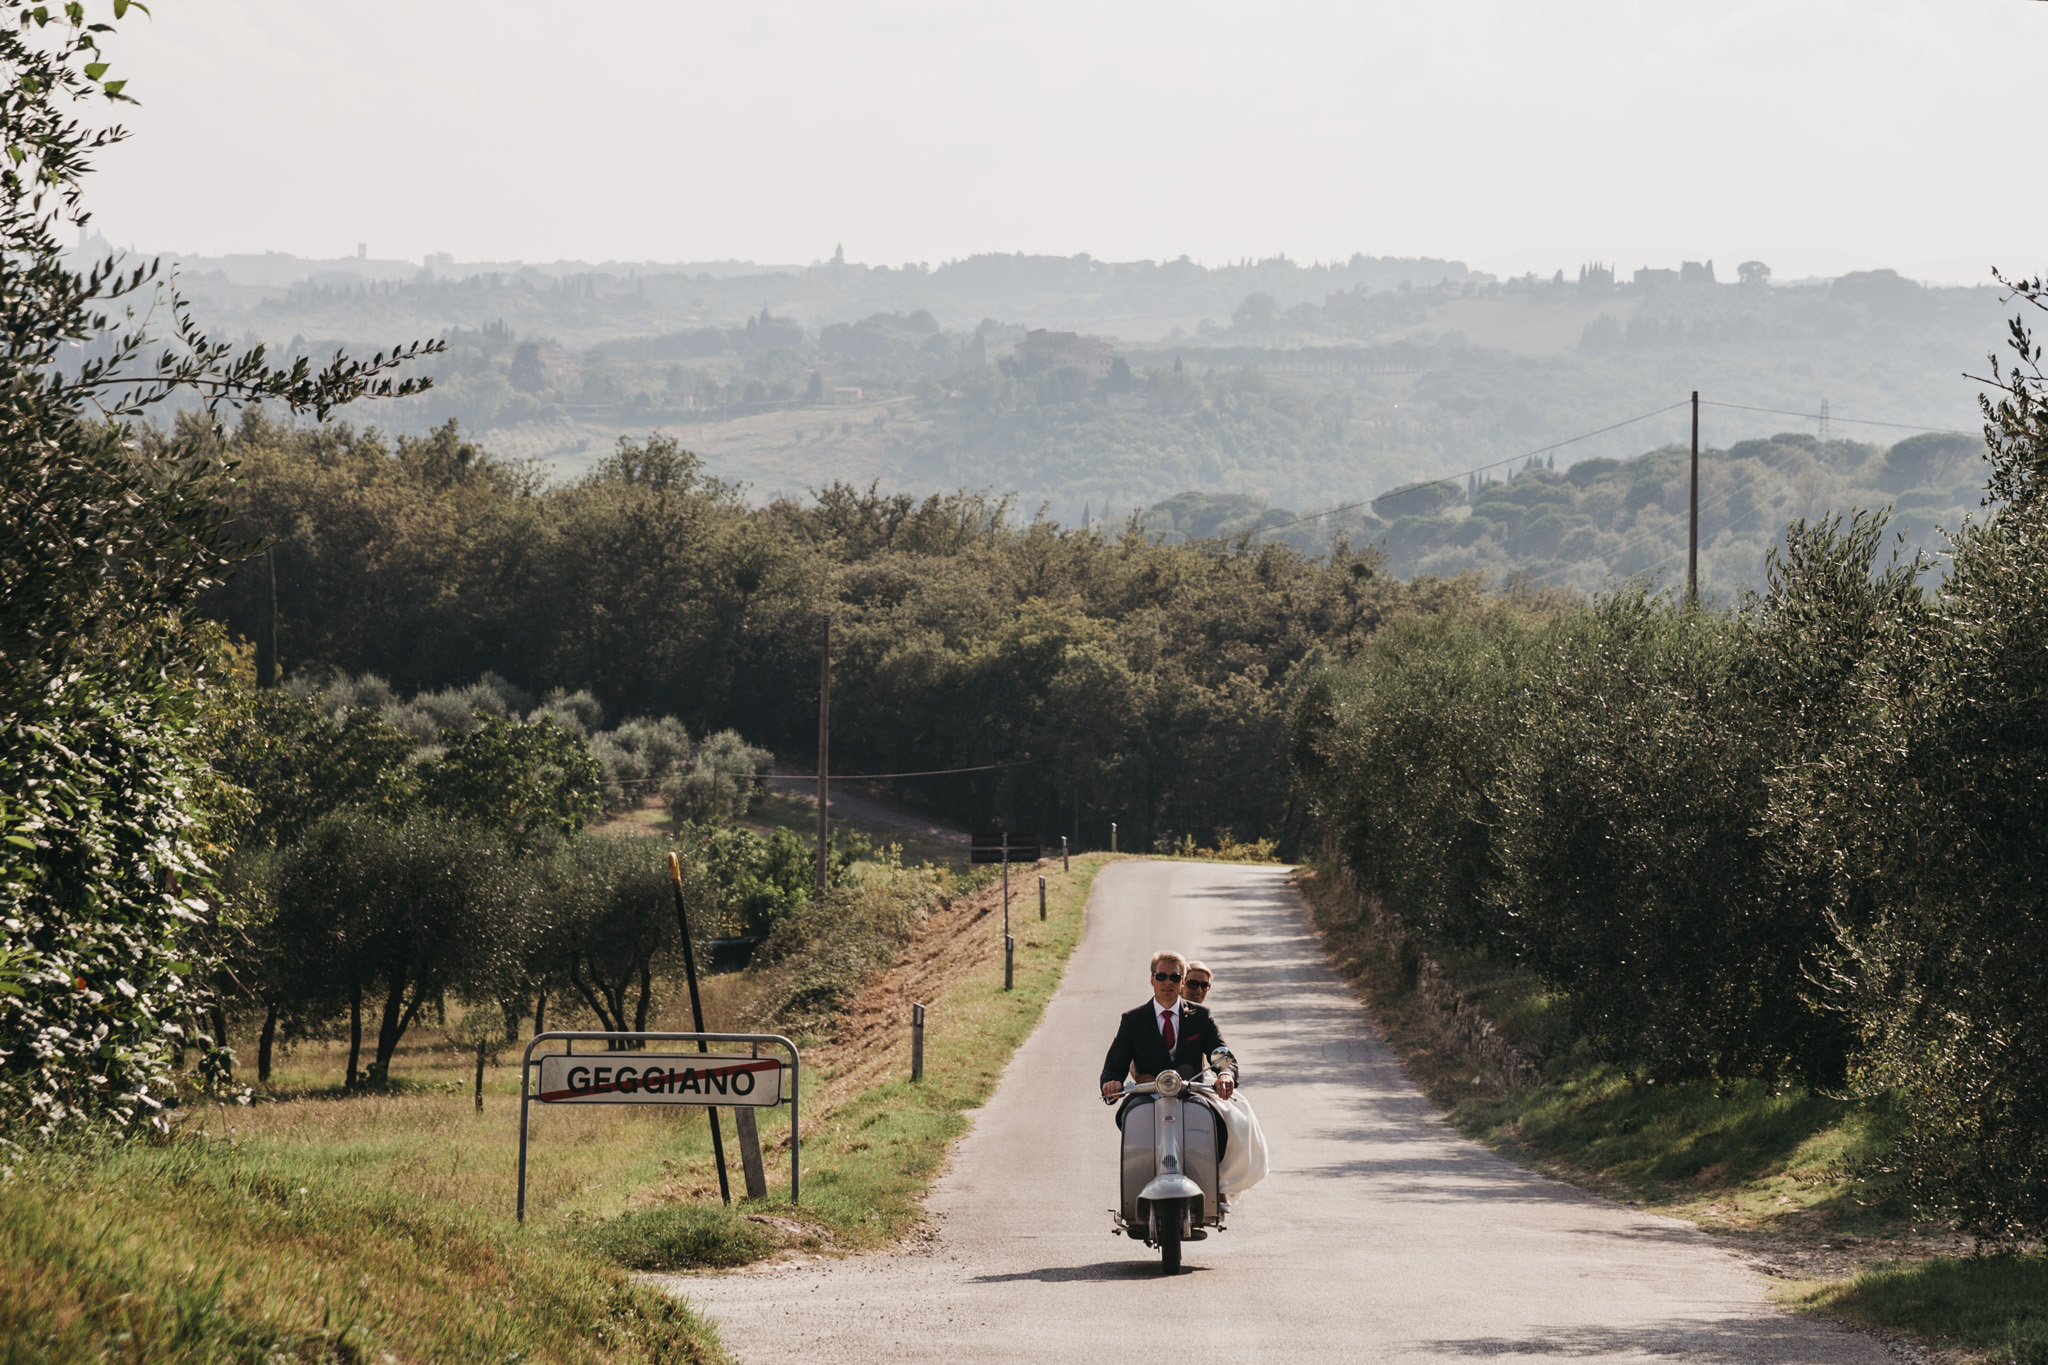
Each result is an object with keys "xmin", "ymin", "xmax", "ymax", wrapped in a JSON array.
[{"xmin": 1160, "ymin": 1008, "xmax": 1175, "ymax": 1052}]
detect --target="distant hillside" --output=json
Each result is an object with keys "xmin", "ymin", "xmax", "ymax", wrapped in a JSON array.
[
  {"xmin": 1136, "ymin": 428, "xmax": 1988, "ymax": 600},
  {"xmin": 140, "ymin": 244, "xmax": 2005, "ymax": 538},
  {"xmin": 161, "ymin": 247, "xmax": 1483, "ymax": 347}
]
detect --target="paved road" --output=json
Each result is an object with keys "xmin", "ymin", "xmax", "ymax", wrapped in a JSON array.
[
  {"xmin": 767, "ymin": 771, "xmax": 970, "ymax": 851},
  {"xmin": 664, "ymin": 861, "xmax": 1886, "ymax": 1365}
]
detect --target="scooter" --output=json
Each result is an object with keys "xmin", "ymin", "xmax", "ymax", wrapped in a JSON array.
[{"xmin": 1105, "ymin": 1048, "xmax": 1236, "ymax": 1274}]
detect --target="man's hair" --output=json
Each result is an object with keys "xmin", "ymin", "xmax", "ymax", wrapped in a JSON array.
[
  {"xmin": 1183, "ymin": 960, "xmax": 1212, "ymax": 978},
  {"xmin": 1149, "ymin": 949, "xmax": 1186, "ymax": 974}
]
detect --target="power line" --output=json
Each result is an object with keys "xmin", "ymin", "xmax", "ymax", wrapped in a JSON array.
[
  {"xmin": 777, "ymin": 759, "xmax": 1033, "ymax": 780},
  {"xmin": 1522, "ymin": 458, "xmax": 1779, "ymax": 588},
  {"xmin": 1254, "ymin": 397, "xmax": 1973, "ymax": 546},
  {"xmin": 613, "ymin": 758, "xmax": 1032, "ymax": 791},
  {"xmin": 1250, "ymin": 400, "xmax": 1692, "ymax": 538},
  {"xmin": 1700, "ymin": 399, "xmax": 1975, "ymax": 436}
]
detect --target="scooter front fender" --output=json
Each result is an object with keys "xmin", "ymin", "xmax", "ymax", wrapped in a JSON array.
[{"xmin": 1139, "ymin": 1173, "xmax": 1204, "ymax": 1203}]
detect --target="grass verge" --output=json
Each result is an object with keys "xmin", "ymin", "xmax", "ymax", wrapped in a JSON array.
[
  {"xmin": 1295, "ymin": 860, "xmax": 2040, "ymax": 1365},
  {"xmin": 0, "ymin": 1130, "xmax": 724, "ymax": 1363},
  {"xmin": 1783, "ymin": 1254, "xmax": 2048, "ymax": 1364},
  {"xmin": 0, "ymin": 852, "xmax": 1113, "ymax": 1361}
]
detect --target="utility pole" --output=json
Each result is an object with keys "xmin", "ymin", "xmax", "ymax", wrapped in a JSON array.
[
  {"xmin": 815, "ymin": 616, "xmax": 831, "ymax": 896},
  {"xmin": 256, "ymin": 548, "xmax": 279, "ymax": 689},
  {"xmin": 1001, "ymin": 834, "xmax": 1014, "ymax": 991},
  {"xmin": 1687, "ymin": 390, "xmax": 1700, "ymax": 605}
]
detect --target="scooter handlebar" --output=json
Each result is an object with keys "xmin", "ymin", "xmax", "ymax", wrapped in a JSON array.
[{"xmin": 1103, "ymin": 1077, "xmax": 1223, "ymax": 1104}]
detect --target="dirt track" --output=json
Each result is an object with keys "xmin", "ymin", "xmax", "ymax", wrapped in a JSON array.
[{"xmin": 660, "ymin": 861, "xmax": 1888, "ymax": 1365}]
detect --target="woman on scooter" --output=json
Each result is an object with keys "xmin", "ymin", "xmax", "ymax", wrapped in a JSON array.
[{"xmin": 1180, "ymin": 960, "xmax": 1270, "ymax": 1202}]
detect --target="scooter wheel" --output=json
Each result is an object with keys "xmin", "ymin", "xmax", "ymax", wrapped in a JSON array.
[{"xmin": 1157, "ymin": 1199, "xmax": 1182, "ymax": 1275}]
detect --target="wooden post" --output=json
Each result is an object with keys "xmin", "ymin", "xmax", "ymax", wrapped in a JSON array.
[
  {"xmin": 667, "ymin": 853, "xmax": 731, "ymax": 1205},
  {"xmin": 473, "ymin": 1039, "xmax": 486, "ymax": 1112},
  {"xmin": 1111, "ymin": 822, "xmax": 1118, "ymax": 853},
  {"xmin": 733, "ymin": 1107, "xmax": 769, "ymax": 1199},
  {"xmin": 911, "ymin": 1002, "xmax": 925, "ymax": 1081},
  {"xmin": 1061, "ymin": 835, "xmax": 1069, "ymax": 871},
  {"xmin": 1005, "ymin": 935, "xmax": 1015, "ymax": 991},
  {"xmin": 1687, "ymin": 390, "xmax": 1700, "ymax": 604},
  {"xmin": 1039, "ymin": 874, "xmax": 1047, "ymax": 921},
  {"xmin": 256, "ymin": 547, "xmax": 279, "ymax": 689},
  {"xmin": 816, "ymin": 617, "xmax": 831, "ymax": 895}
]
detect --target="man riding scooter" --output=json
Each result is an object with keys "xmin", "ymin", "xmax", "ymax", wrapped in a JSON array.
[
  {"xmin": 1099, "ymin": 949, "xmax": 1236, "ymax": 1111},
  {"xmin": 1100, "ymin": 949, "xmax": 1238, "ymax": 1271}
]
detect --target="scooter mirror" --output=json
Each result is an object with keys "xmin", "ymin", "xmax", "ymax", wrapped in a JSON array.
[{"xmin": 1209, "ymin": 1047, "xmax": 1237, "ymax": 1072}]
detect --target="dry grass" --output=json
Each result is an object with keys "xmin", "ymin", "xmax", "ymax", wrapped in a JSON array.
[
  {"xmin": 1, "ymin": 853, "xmax": 1117, "ymax": 1362},
  {"xmin": 0, "ymin": 1099, "xmax": 725, "ymax": 1364}
]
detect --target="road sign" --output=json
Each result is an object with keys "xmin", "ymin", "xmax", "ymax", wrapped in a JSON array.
[
  {"xmin": 534, "ymin": 1052, "xmax": 784, "ymax": 1107},
  {"xmin": 972, "ymin": 832, "xmax": 1040, "ymax": 864},
  {"xmin": 517, "ymin": 1030, "xmax": 801, "ymax": 1222}
]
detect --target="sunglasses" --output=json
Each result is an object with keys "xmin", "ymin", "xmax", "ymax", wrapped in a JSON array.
[
  {"xmin": 1153, "ymin": 971, "xmax": 1182, "ymax": 983},
  {"xmin": 1183, "ymin": 980, "xmax": 1212, "ymax": 992}
]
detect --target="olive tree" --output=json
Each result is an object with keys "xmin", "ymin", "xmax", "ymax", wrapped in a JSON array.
[{"xmin": 271, "ymin": 813, "xmax": 514, "ymax": 1086}]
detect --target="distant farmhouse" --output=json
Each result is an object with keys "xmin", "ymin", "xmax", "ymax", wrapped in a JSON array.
[{"xmin": 1015, "ymin": 328, "xmax": 1115, "ymax": 380}]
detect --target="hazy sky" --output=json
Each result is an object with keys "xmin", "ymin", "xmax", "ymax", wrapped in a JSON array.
[{"xmin": 90, "ymin": 1, "xmax": 2047, "ymax": 285}]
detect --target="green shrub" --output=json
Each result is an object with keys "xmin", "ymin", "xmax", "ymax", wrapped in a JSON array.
[{"xmin": 580, "ymin": 1204, "xmax": 774, "ymax": 1270}]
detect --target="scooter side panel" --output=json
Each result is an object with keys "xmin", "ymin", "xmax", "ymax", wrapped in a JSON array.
[
  {"xmin": 1182, "ymin": 1098, "xmax": 1221, "ymax": 1223},
  {"xmin": 1120, "ymin": 1099, "xmax": 1157, "ymax": 1223}
]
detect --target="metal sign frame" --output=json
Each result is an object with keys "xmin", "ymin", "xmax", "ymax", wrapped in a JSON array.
[
  {"xmin": 971, "ymin": 831, "xmax": 1041, "ymax": 864},
  {"xmin": 516, "ymin": 1030, "xmax": 801, "ymax": 1221}
]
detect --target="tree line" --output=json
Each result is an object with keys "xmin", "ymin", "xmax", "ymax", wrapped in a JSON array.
[
  {"xmin": 193, "ymin": 414, "xmax": 1473, "ymax": 855},
  {"xmin": 1291, "ymin": 273, "xmax": 2048, "ymax": 1239}
]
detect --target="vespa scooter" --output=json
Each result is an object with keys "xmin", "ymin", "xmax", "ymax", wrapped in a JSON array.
[{"xmin": 1105, "ymin": 1048, "xmax": 1236, "ymax": 1274}]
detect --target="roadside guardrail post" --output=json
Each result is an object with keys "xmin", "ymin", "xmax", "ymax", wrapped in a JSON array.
[
  {"xmin": 1111, "ymin": 822, "xmax": 1118, "ymax": 853},
  {"xmin": 1038, "ymin": 874, "xmax": 1047, "ymax": 921},
  {"xmin": 911, "ymin": 1002, "xmax": 925, "ymax": 1081},
  {"xmin": 1005, "ymin": 934, "xmax": 1015, "ymax": 991},
  {"xmin": 1061, "ymin": 835, "xmax": 1069, "ymax": 871}
]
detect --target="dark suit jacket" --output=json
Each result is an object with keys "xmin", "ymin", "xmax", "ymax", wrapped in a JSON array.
[{"xmin": 1099, "ymin": 999, "xmax": 1229, "ymax": 1088}]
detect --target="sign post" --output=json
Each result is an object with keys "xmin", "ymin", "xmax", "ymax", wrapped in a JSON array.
[
  {"xmin": 973, "ymin": 833, "xmax": 1039, "ymax": 992},
  {"xmin": 666, "ymin": 854, "xmax": 731, "ymax": 1204},
  {"xmin": 516, "ymin": 1030, "xmax": 799, "ymax": 1221},
  {"xmin": 733, "ymin": 1108, "xmax": 769, "ymax": 1199}
]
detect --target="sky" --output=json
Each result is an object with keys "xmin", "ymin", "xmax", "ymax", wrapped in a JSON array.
[{"xmin": 87, "ymin": 0, "xmax": 2048, "ymax": 286}]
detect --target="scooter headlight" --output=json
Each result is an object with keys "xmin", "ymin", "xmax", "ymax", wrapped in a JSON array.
[{"xmin": 1154, "ymin": 1069, "xmax": 1183, "ymax": 1096}]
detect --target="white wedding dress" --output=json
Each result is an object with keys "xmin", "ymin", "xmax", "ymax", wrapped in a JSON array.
[{"xmin": 1213, "ymin": 1091, "xmax": 1270, "ymax": 1196}]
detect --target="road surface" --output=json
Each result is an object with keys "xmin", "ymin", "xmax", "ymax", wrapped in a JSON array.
[
  {"xmin": 767, "ymin": 770, "xmax": 970, "ymax": 852},
  {"xmin": 663, "ymin": 860, "xmax": 1886, "ymax": 1365}
]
